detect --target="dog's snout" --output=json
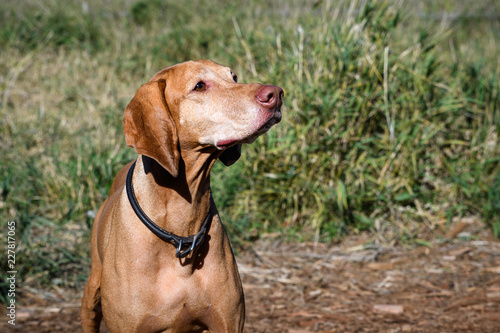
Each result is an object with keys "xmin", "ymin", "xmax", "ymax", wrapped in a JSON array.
[{"xmin": 256, "ymin": 85, "xmax": 284, "ymax": 109}]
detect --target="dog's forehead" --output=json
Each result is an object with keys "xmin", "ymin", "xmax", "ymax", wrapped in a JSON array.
[
  {"xmin": 149, "ymin": 60, "xmax": 234, "ymax": 90},
  {"xmin": 153, "ymin": 60, "xmax": 232, "ymax": 81},
  {"xmin": 193, "ymin": 60, "xmax": 232, "ymax": 76}
]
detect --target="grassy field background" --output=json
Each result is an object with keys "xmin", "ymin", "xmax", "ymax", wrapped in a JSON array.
[{"xmin": 0, "ymin": 0, "xmax": 499, "ymax": 301}]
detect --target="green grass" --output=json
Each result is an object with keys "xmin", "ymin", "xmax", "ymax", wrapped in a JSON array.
[{"xmin": 0, "ymin": 0, "xmax": 499, "ymax": 301}]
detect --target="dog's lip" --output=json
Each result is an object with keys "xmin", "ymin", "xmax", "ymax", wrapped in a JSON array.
[
  {"xmin": 216, "ymin": 139, "xmax": 238, "ymax": 150},
  {"xmin": 216, "ymin": 108, "xmax": 282, "ymax": 150},
  {"xmin": 242, "ymin": 109, "xmax": 282, "ymax": 143},
  {"xmin": 259, "ymin": 107, "xmax": 282, "ymax": 129},
  {"xmin": 272, "ymin": 107, "xmax": 282, "ymax": 123}
]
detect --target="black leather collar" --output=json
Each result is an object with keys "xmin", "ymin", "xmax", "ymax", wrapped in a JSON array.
[{"xmin": 125, "ymin": 161, "xmax": 212, "ymax": 258}]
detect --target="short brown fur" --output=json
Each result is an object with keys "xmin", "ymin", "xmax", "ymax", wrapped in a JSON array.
[{"xmin": 81, "ymin": 60, "xmax": 283, "ymax": 333}]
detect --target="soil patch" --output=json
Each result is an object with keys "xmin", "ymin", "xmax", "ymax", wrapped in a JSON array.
[{"xmin": 2, "ymin": 235, "xmax": 500, "ymax": 332}]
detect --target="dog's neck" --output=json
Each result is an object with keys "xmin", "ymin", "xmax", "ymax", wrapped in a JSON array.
[{"xmin": 133, "ymin": 153, "xmax": 217, "ymax": 238}]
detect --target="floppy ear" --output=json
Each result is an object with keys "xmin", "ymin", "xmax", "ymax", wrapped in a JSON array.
[
  {"xmin": 123, "ymin": 80, "xmax": 180, "ymax": 177},
  {"xmin": 219, "ymin": 144, "xmax": 242, "ymax": 167}
]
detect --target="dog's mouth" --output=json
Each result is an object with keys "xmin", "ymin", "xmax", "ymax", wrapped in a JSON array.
[
  {"xmin": 216, "ymin": 108, "xmax": 282, "ymax": 150},
  {"xmin": 254, "ymin": 107, "xmax": 282, "ymax": 132},
  {"xmin": 253, "ymin": 109, "xmax": 282, "ymax": 135},
  {"xmin": 216, "ymin": 139, "xmax": 239, "ymax": 150}
]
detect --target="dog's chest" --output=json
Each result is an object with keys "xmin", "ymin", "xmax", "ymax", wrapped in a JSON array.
[{"xmin": 103, "ymin": 270, "xmax": 212, "ymax": 331}]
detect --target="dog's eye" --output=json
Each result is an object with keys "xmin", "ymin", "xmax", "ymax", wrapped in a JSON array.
[{"xmin": 194, "ymin": 82, "xmax": 207, "ymax": 91}]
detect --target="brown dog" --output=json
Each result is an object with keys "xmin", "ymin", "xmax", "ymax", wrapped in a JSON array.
[{"xmin": 81, "ymin": 60, "xmax": 283, "ymax": 332}]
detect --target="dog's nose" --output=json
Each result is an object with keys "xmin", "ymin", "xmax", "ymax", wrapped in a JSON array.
[{"xmin": 256, "ymin": 85, "xmax": 284, "ymax": 109}]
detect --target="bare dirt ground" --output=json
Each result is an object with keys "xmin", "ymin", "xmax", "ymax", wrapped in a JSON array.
[{"xmin": 2, "ymin": 228, "xmax": 500, "ymax": 332}]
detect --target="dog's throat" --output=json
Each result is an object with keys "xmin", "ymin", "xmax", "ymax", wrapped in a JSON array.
[{"xmin": 125, "ymin": 161, "xmax": 212, "ymax": 258}]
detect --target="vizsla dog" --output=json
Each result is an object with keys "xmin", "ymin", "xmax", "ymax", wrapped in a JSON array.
[{"xmin": 81, "ymin": 60, "xmax": 283, "ymax": 332}]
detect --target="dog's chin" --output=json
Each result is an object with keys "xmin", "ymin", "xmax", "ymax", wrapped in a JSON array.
[{"xmin": 216, "ymin": 110, "xmax": 282, "ymax": 150}]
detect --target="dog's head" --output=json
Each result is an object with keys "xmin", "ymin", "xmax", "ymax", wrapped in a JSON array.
[{"xmin": 123, "ymin": 60, "xmax": 283, "ymax": 177}]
